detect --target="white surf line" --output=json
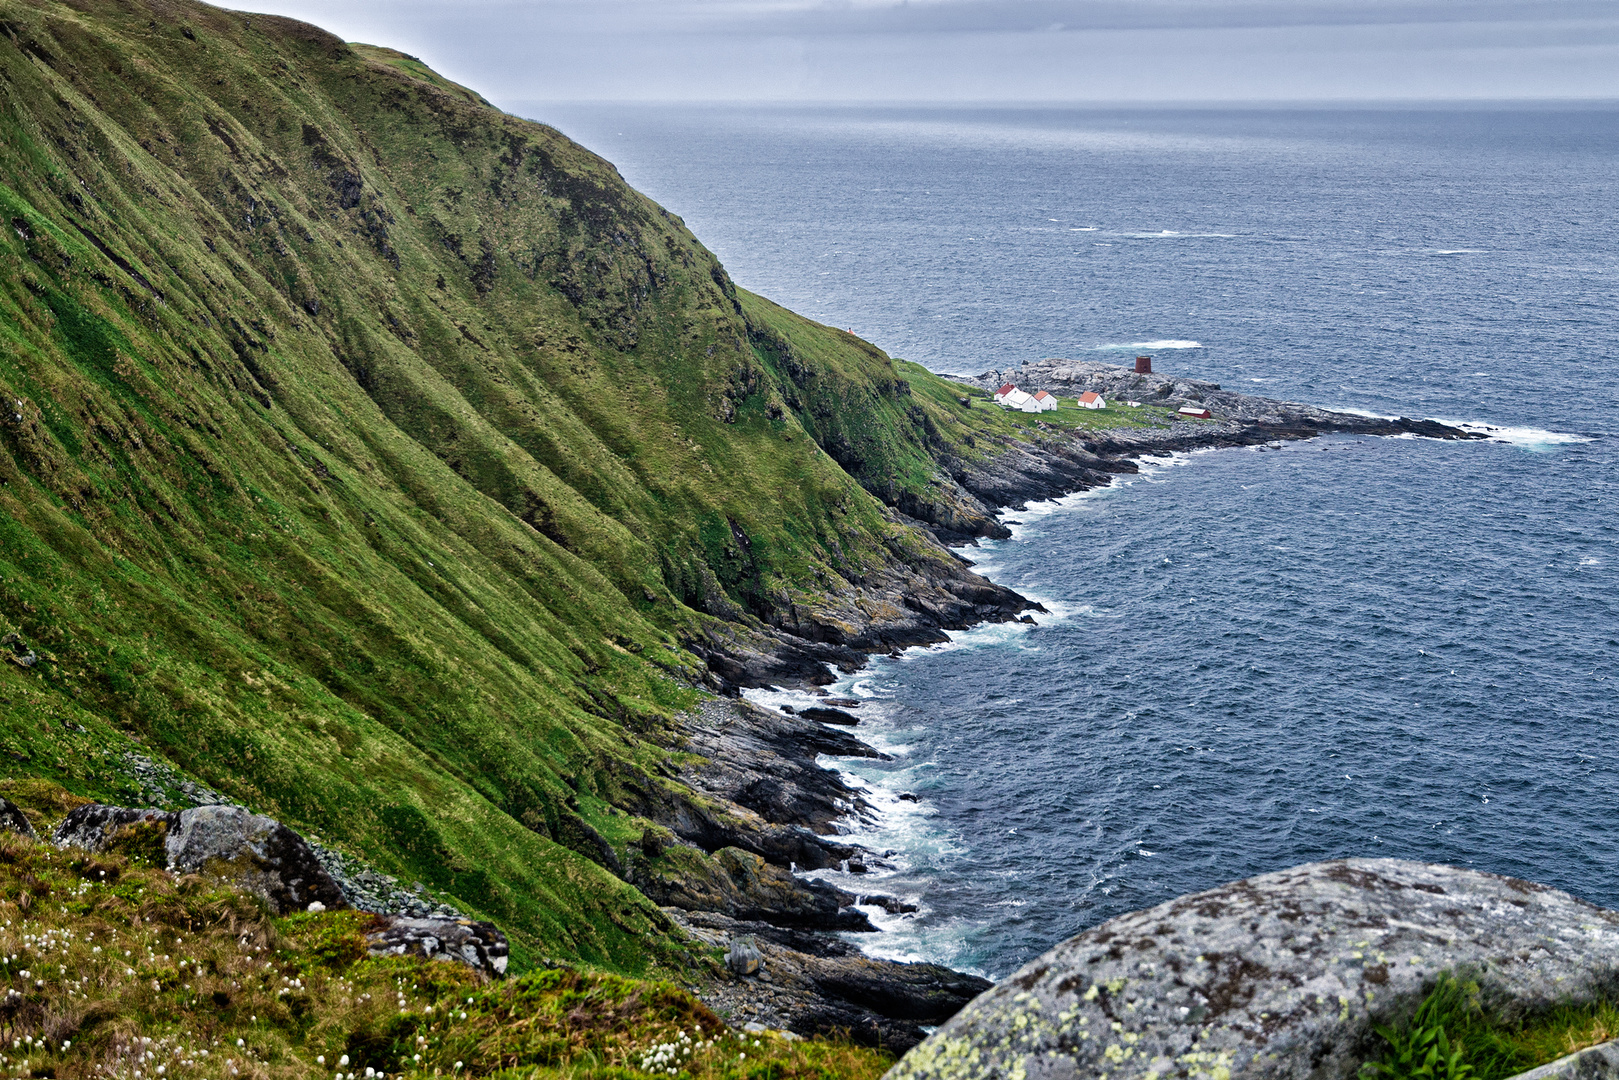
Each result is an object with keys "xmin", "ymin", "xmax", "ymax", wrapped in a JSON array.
[{"xmin": 1334, "ymin": 408, "xmax": 1596, "ymax": 448}]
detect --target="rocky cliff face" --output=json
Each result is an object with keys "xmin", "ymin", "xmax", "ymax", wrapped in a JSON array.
[{"xmin": 888, "ymin": 859, "xmax": 1619, "ymax": 1080}]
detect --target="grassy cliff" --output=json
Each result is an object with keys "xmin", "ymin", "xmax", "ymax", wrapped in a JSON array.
[{"xmin": 0, "ymin": 0, "xmax": 1069, "ymax": 973}]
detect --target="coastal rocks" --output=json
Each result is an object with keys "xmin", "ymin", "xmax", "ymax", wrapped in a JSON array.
[
  {"xmin": 799, "ymin": 706, "xmax": 860, "ymax": 726},
  {"xmin": 632, "ymin": 843, "xmax": 875, "ymax": 932},
  {"xmin": 671, "ymin": 909, "xmax": 992, "ymax": 1051},
  {"xmin": 888, "ymin": 859, "xmax": 1619, "ymax": 1080},
  {"xmin": 669, "ymin": 698, "xmax": 879, "ymax": 866},
  {"xmin": 364, "ymin": 916, "xmax": 509, "ymax": 978},
  {"xmin": 56, "ymin": 804, "xmax": 347, "ymax": 914}
]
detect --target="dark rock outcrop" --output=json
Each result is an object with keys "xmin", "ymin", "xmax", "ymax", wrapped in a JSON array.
[
  {"xmin": 889, "ymin": 859, "xmax": 1619, "ymax": 1080},
  {"xmin": 364, "ymin": 916, "xmax": 509, "ymax": 978},
  {"xmin": 632, "ymin": 845, "xmax": 875, "ymax": 932},
  {"xmin": 673, "ymin": 909, "xmax": 991, "ymax": 1052}
]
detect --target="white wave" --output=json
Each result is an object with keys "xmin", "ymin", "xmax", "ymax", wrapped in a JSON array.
[
  {"xmin": 1452, "ymin": 422, "xmax": 1596, "ymax": 449},
  {"xmin": 1071, "ymin": 226, "xmax": 1097, "ymax": 231},
  {"xmin": 1425, "ymin": 248, "xmax": 1486, "ymax": 255},
  {"xmin": 1117, "ymin": 230, "xmax": 1236, "ymax": 239},
  {"xmin": 1093, "ymin": 339, "xmax": 1203, "ymax": 351}
]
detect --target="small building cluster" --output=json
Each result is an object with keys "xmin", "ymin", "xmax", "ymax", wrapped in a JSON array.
[{"xmin": 993, "ymin": 384, "xmax": 1071, "ymax": 412}]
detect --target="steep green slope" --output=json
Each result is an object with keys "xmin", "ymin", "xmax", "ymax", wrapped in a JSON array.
[{"xmin": 0, "ymin": 0, "xmax": 1046, "ymax": 971}]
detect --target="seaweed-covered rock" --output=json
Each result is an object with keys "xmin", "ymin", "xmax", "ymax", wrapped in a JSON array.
[
  {"xmin": 55, "ymin": 804, "xmax": 346, "ymax": 914},
  {"xmin": 888, "ymin": 859, "xmax": 1619, "ymax": 1080},
  {"xmin": 364, "ymin": 917, "xmax": 509, "ymax": 978}
]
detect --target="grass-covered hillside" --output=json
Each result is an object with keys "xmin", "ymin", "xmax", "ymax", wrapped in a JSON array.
[{"xmin": 0, "ymin": 0, "xmax": 1084, "ymax": 974}]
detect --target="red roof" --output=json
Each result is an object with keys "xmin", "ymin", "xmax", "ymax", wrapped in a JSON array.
[
  {"xmin": 1033, "ymin": 391, "xmax": 1052, "ymax": 400},
  {"xmin": 1079, "ymin": 391, "xmax": 1102, "ymax": 403},
  {"xmin": 995, "ymin": 383, "xmax": 1018, "ymax": 396}
]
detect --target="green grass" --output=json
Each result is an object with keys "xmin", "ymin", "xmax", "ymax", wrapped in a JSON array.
[
  {"xmin": 0, "ymin": 823, "xmax": 895, "ymax": 1080},
  {"xmin": 1364, "ymin": 974, "xmax": 1619, "ymax": 1080},
  {"xmin": 0, "ymin": 0, "xmax": 1062, "ymax": 977}
]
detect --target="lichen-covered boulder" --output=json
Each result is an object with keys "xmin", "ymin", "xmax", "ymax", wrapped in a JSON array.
[
  {"xmin": 55, "ymin": 804, "xmax": 346, "ymax": 914},
  {"xmin": 364, "ymin": 917, "xmax": 509, "ymax": 978},
  {"xmin": 887, "ymin": 859, "xmax": 1619, "ymax": 1080}
]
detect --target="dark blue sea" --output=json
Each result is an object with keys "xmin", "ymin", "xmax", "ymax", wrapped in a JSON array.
[{"xmin": 530, "ymin": 103, "xmax": 1619, "ymax": 978}]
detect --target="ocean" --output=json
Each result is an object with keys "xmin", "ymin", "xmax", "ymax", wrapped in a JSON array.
[{"xmin": 529, "ymin": 103, "xmax": 1619, "ymax": 978}]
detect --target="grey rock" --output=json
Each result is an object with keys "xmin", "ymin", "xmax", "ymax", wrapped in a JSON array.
[
  {"xmin": 165, "ymin": 805, "xmax": 347, "ymax": 914},
  {"xmin": 53, "ymin": 804, "xmax": 176, "ymax": 850},
  {"xmin": 728, "ymin": 934, "xmax": 763, "ymax": 976},
  {"xmin": 1510, "ymin": 1039, "xmax": 1619, "ymax": 1080},
  {"xmin": 364, "ymin": 916, "xmax": 509, "ymax": 978},
  {"xmin": 0, "ymin": 797, "xmax": 34, "ymax": 839},
  {"xmin": 304, "ymin": 842, "xmax": 468, "ymax": 919},
  {"xmin": 55, "ymin": 803, "xmax": 345, "ymax": 914},
  {"xmin": 888, "ymin": 859, "xmax": 1619, "ymax": 1080}
]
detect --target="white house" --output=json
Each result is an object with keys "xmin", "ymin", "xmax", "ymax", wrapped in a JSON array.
[
  {"xmin": 1000, "ymin": 388, "xmax": 1035, "ymax": 410},
  {"xmin": 992, "ymin": 383, "xmax": 1019, "ymax": 404},
  {"xmin": 1077, "ymin": 391, "xmax": 1107, "ymax": 410},
  {"xmin": 1031, "ymin": 390, "xmax": 1058, "ymax": 412}
]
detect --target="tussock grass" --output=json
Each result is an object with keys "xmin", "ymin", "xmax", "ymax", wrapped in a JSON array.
[
  {"xmin": 0, "ymin": 831, "xmax": 893, "ymax": 1080},
  {"xmin": 1365, "ymin": 973, "xmax": 1619, "ymax": 1080}
]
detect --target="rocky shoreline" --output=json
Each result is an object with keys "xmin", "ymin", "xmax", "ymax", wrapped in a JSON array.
[{"xmin": 669, "ymin": 360, "xmax": 1487, "ymax": 1046}]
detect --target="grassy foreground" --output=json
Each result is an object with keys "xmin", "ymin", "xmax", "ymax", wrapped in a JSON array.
[
  {"xmin": 1365, "ymin": 974, "xmax": 1617, "ymax": 1080},
  {"xmin": 0, "ymin": 820, "xmax": 894, "ymax": 1080}
]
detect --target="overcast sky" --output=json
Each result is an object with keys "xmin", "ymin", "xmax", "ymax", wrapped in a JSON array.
[{"xmin": 240, "ymin": 0, "xmax": 1619, "ymax": 103}]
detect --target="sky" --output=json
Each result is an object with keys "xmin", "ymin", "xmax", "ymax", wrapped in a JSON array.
[{"xmin": 238, "ymin": 0, "xmax": 1619, "ymax": 104}]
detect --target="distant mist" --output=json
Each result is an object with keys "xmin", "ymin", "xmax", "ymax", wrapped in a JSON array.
[{"xmin": 242, "ymin": 0, "xmax": 1619, "ymax": 103}]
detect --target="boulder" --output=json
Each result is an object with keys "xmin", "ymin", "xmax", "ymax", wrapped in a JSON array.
[
  {"xmin": 727, "ymin": 934, "xmax": 763, "ymax": 976},
  {"xmin": 364, "ymin": 916, "xmax": 509, "ymax": 978},
  {"xmin": 53, "ymin": 805, "xmax": 175, "ymax": 850},
  {"xmin": 888, "ymin": 859, "xmax": 1619, "ymax": 1080},
  {"xmin": 55, "ymin": 804, "xmax": 346, "ymax": 914},
  {"xmin": 165, "ymin": 805, "xmax": 348, "ymax": 914},
  {"xmin": 0, "ymin": 796, "xmax": 36, "ymax": 839}
]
